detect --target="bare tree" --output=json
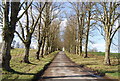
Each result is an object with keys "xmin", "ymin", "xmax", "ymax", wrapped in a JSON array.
[
  {"xmin": 1, "ymin": 0, "xmax": 32, "ymax": 71},
  {"xmin": 40, "ymin": 2, "xmax": 62, "ymax": 57},
  {"xmin": 64, "ymin": 15, "xmax": 77, "ymax": 53},
  {"xmin": 84, "ymin": 2, "xmax": 96, "ymax": 58},
  {"xmin": 95, "ymin": 2, "xmax": 120, "ymax": 65},
  {"xmin": 35, "ymin": 2, "xmax": 43, "ymax": 60},
  {"xmin": 32, "ymin": 2, "xmax": 46, "ymax": 60},
  {"xmin": 40, "ymin": 2, "xmax": 52, "ymax": 58},
  {"xmin": 15, "ymin": 2, "xmax": 46, "ymax": 63},
  {"xmin": 69, "ymin": 2, "xmax": 86, "ymax": 55},
  {"xmin": 48, "ymin": 20, "xmax": 61, "ymax": 53}
]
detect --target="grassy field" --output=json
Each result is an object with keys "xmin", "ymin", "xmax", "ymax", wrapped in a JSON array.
[
  {"xmin": 2, "ymin": 48, "xmax": 59, "ymax": 81},
  {"xmin": 66, "ymin": 52, "xmax": 120, "ymax": 80},
  {"xmin": 88, "ymin": 52, "xmax": 120, "ymax": 58}
]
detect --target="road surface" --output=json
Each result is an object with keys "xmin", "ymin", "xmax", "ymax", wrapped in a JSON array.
[{"xmin": 38, "ymin": 51, "xmax": 114, "ymax": 81}]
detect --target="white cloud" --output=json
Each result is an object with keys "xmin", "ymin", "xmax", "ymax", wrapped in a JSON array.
[
  {"xmin": 90, "ymin": 43, "xmax": 118, "ymax": 53},
  {"xmin": 92, "ymin": 43, "xmax": 105, "ymax": 48},
  {"xmin": 88, "ymin": 43, "xmax": 105, "ymax": 52}
]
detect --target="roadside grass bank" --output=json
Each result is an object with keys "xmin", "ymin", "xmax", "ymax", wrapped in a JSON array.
[
  {"xmin": 66, "ymin": 52, "xmax": 120, "ymax": 80},
  {"xmin": 2, "ymin": 48, "xmax": 59, "ymax": 81}
]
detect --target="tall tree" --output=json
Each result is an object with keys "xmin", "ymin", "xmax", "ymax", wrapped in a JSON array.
[
  {"xmin": 48, "ymin": 20, "xmax": 61, "ymax": 53},
  {"xmin": 40, "ymin": 2, "xmax": 62, "ymax": 57},
  {"xmin": 84, "ymin": 2, "xmax": 96, "ymax": 58},
  {"xmin": 64, "ymin": 15, "xmax": 77, "ymax": 53},
  {"xmin": 40, "ymin": 2, "xmax": 52, "ymax": 58},
  {"xmin": 69, "ymin": 2, "xmax": 85, "ymax": 55},
  {"xmin": 1, "ymin": 0, "xmax": 31, "ymax": 71},
  {"xmin": 95, "ymin": 2, "xmax": 120, "ymax": 65},
  {"xmin": 35, "ymin": 2, "xmax": 43, "ymax": 60},
  {"xmin": 15, "ymin": 2, "xmax": 46, "ymax": 63}
]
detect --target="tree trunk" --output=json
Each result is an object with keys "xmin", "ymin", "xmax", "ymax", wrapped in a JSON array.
[
  {"xmin": 45, "ymin": 38, "xmax": 49, "ymax": 55},
  {"xmin": 75, "ymin": 45, "xmax": 78, "ymax": 54},
  {"xmin": 78, "ymin": 39, "xmax": 82, "ymax": 55},
  {"xmin": 77, "ymin": 17, "xmax": 82, "ymax": 55},
  {"xmin": 2, "ymin": 39, "xmax": 13, "ymax": 71},
  {"xmin": 73, "ymin": 45, "xmax": 76, "ymax": 54},
  {"xmin": 104, "ymin": 37, "xmax": 111, "ymax": 65},
  {"xmin": 36, "ymin": 40, "xmax": 42, "ymax": 60},
  {"xmin": 2, "ymin": 2, "xmax": 20, "ymax": 71},
  {"xmin": 84, "ymin": 8, "xmax": 91, "ymax": 58},
  {"xmin": 79, "ymin": 38, "xmax": 82, "ymax": 55},
  {"xmin": 79, "ymin": 13, "xmax": 84, "ymax": 56},
  {"xmin": 41, "ymin": 37, "xmax": 46, "ymax": 58},
  {"xmin": 48, "ymin": 46, "xmax": 51, "ymax": 53},
  {"xmin": 45, "ymin": 45, "xmax": 49, "ymax": 55},
  {"xmin": 36, "ymin": 3, "xmax": 42, "ymax": 59},
  {"xmin": 84, "ymin": 35, "xmax": 89, "ymax": 58},
  {"xmin": 84, "ymin": 25, "xmax": 90, "ymax": 58},
  {"xmin": 2, "ymin": 2, "xmax": 11, "ymax": 71},
  {"xmin": 24, "ymin": 43, "xmax": 30, "ymax": 63}
]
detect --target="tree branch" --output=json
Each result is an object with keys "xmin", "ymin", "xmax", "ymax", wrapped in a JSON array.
[
  {"xmin": 110, "ymin": 25, "xmax": 120, "ymax": 42},
  {"xmin": 19, "ymin": 21, "xmax": 25, "ymax": 40},
  {"xmin": 15, "ymin": 31, "xmax": 25, "ymax": 43},
  {"xmin": 17, "ymin": 1, "xmax": 32, "ymax": 21},
  {"xmin": 31, "ymin": 2, "xmax": 46, "ymax": 34},
  {"xmin": 19, "ymin": 2, "xmax": 25, "ymax": 11}
]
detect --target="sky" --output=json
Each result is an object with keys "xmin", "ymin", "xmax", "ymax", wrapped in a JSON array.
[{"xmin": 0, "ymin": 1, "xmax": 119, "ymax": 53}]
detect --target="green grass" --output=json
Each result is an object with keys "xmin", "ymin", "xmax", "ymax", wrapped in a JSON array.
[
  {"xmin": 88, "ymin": 52, "xmax": 120, "ymax": 58},
  {"xmin": 2, "ymin": 48, "xmax": 59, "ymax": 81},
  {"xmin": 66, "ymin": 52, "xmax": 120, "ymax": 80}
]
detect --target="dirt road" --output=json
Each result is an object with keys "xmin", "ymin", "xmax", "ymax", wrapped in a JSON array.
[{"xmin": 38, "ymin": 51, "xmax": 114, "ymax": 81}]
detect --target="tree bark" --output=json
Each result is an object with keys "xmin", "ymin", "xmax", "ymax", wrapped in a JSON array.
[
  {"xmin": 84, "ymin": 34, "xmax": 89, "ymax": 58},
  {"xmin": 2, "ymin": 39, "xmax": 12, "ymax": 71},
  {"xmin": 36, "ymin": 40, "xmax": 42, "ymax": 60},
  {"xmin": 45, "ymin": 38, "xmax": 49, "ymax": 55},
  {"xmin": 41, "ymin": 37, "xmax": 46, "ymax": 58},
  {"xmin": 79, "ymin": 38, "xmax": 82, "ymax": 55},
  {"xmin": 2, "ymin": 2, "xmax": 20, "ymax": 71},
  {"xmin": 84, "ymin": 6, "xmax": 91, "ymax": 58},
  {"xmin": 2, "ymin": 2, "xmax": 11, "ymax": 71},
  {"xmin": 77, "ymin": 15, "xmax": 82, "ymax": 55},
  {"xmin": 23, "ymin": 33, "xmax": 32, "ymax": 63},
  {"xmin": 104, "ymin": 32, "xmax": 111, "ymax": 65},
  {"xmin": 24, "ymin": 43, "xmax": 30, "ymax": 63},
  {"xmin": 79, "ymin": 12, "xmax": 84, "ymax": 56},
  {"xmin": 36, "ymin": 2, "xmax": 42, "ymax": 60},
  {"xmin": 45, "ymin": 43, "xmax": 49, "ymax": 55},
  {"xmin": 75, "ymin": 45, "xmax": 78, "ymax": 54}
]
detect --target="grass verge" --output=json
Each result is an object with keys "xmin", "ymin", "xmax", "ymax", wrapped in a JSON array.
[
  {"xmin": 88, "ymin": 52, "xmax": 120, "ymax": 58},
  {"xmin": 66, "ymin": 52, "xmax": 120, "ymax": 80},
  {"xmin": 2, "ymin": 48, "xmax": 59, "ymax": 81}
]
